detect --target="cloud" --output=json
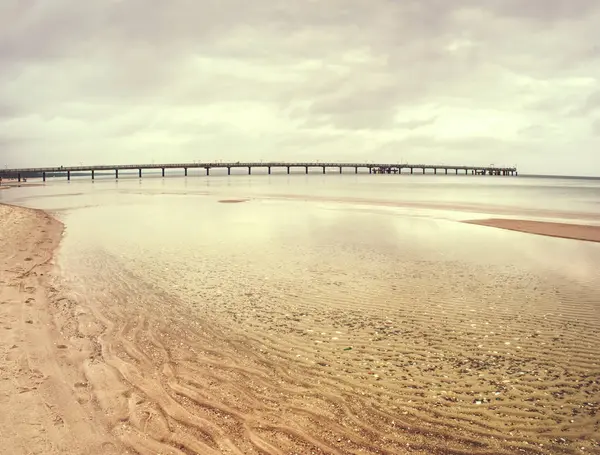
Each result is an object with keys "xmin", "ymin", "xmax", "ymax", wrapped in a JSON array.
[
  {"xmin": 592, "ymin": 118, "xmax": 600, "ymax": 136},
  {"xmin": 0, "ymin": 0, "xmax": 599, "ymax": 175}
]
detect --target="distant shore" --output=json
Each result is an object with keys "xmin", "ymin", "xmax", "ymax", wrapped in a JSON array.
[{"xmin": 0, "ymin": 180, "xmax": 44, "ymax": 189}]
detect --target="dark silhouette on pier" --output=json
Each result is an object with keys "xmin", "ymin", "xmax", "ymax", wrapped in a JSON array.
[{"xmin": 0, "ymin": 162, "xmax": 518, "ymax": 182}]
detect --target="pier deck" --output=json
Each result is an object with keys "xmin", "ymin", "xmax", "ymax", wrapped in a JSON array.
[{"xmin": 0, "ymin": 162, "xmax": 518, "ymax": 182}]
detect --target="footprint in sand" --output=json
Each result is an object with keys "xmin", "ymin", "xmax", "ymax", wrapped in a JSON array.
[
  {"xmin": 83, "ymin": 361, "xmax": 129, "ymax": 422},
  {"xmin": 73, "ymin": 381, "xmax": 90, "ymax": 405},
  {"xmin": 100, "ymin": 442, "xmax": 121, "ymax": 455}
]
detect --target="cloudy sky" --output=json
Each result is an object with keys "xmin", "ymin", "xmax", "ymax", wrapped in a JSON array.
[{"xmin": 1, "ymin": 0, "xmax": 599, "ymax": 175}]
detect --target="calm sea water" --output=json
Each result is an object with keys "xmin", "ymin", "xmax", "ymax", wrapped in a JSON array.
[{"xmin": 2, "ymin": 173, "xmax": 600, "ymax": 289}]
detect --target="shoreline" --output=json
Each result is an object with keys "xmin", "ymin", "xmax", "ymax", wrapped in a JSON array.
[
  {"xmin": 464, "ymin": 218, "xmax": 600, "ymax": 243},
  {"xmin": 0, "ymin": 203, "xmax": 120, "ymax": 454}
]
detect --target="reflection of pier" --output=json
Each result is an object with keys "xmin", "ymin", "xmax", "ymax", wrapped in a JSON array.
[{"xmin": 0, "ymin": 162, "xmax": 518, "ymax": 182}]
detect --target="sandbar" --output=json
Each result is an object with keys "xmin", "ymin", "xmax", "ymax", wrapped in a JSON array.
[
  {"xmin": 218, "ymin": 198, "xmax": 249, "ymax": 203},
  {"xmin": 464, "ymin": 218, "xmax": 600, "ymax": 243}
]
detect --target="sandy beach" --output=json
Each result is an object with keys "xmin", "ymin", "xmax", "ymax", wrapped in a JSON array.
[
  {"xmin": 2, "ymin": 200, "xmax": 599, "ymax": 455},
  {"xmin": 0, "ymin": 204, "xmax": 119, "ymax": 454}
]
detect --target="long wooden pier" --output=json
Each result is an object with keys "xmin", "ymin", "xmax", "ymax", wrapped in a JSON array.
[{"xmin": 0, "ymin": 162, "xmax": 518, "ymax": 182}]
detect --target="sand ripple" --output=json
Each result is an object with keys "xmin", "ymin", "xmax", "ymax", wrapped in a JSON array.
[{"xmin": 49, "ymin": 243, "xmax": 600, "ymax": 455}]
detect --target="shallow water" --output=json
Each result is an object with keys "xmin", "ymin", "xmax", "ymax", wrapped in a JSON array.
[{"xmin": 2, "ymin": 174, "xmax": 600, "ymax": 454}]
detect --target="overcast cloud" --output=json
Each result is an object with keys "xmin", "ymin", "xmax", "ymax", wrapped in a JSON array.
[{"xmin": 1, "ymin": 0, "xmax": 599, "ymax": 175}]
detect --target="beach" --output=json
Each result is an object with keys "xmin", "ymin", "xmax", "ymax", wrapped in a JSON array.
[
  {"xmin": 1, "ymin": 175, "xmax": 599, "ymax": 455},
  {"xmin": 0, "ymin": 204, "xmax": 118, "ymax": 454}
]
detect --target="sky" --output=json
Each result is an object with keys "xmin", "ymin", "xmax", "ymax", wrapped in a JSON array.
[{"xmin": 1, "ymin": 1, "xmax": 599, "ymax": 176}]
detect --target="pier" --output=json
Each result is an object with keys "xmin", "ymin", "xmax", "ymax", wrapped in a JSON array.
[{"xmin": 0, "ymin": 162, "xmax": 518, "ymax": 183}]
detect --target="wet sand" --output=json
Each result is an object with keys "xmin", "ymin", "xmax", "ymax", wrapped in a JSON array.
[
  {"xmin": 0, "ymin": 204, "xmax": 118, "ymax": 454},
  {"xmin": 2, "ymin": 202, "xmax": 600, "ymax": 455},
  {"xmin": 465, "ymin": 218, "xmax": 600, "ymax": 243}
]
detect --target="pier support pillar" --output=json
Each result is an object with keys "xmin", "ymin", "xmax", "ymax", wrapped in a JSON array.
[
  {"xmin": 91, "ymin": 170, "xmax": 94, "ymax": 180},
  {"xmin": 67, "ymin": 171, "xmax": 71, "ymax": 181},
  {"xmin": 162, "ymin": 168, "xmax": 165, "ymax": 177},
  {"xmin": 18, "ymin": 173, "xmax": 21, "ymax": 182},
  {"xmin": 248, "ymin": 166, "xmax": 251, "ymax": 175},
  {"xmin": 306, "ymin": 166, "xmax": 309, "ymax": 174},
  {"xmin": 445, "ymin": 169, "xmax": 448, "ymax": 175},
  {"xmin": 115, "ymin": 169, "xmax": 119, "ymax": 179},
  {"xmin": 184, "ymin": 168, "xmax": 188, "ymax": 177},
  {"xmin": 339, "ymin": 166, "xmax": 342, "ymax": 174},
  {"xmin": 410, "ymin": 168, "xmax": 413, "ymax": 174},
  {"xmin": 206, "ymin": 168, "xmax": 210, "ymax": 176},
  {"xmin": 455, "ymin": 169, "xmax": 458, "ymax": 174},
  {"xmin": 434, "ymin": 168, "xmax": 437, "ymax": 174},
  {"xmin": 287, "ymin": 166, "xmax": 290, "ymax": 174},
  {"xmin": 267, "ymin": 167, "xmax": 270, "ymax": 175},
  {"xmin": 227, "ymin": 167, "xmax": 231, "ymax": 175},
  {"xmin": 355, "ymin": 166, "xmax": 358, "ymax": 174},
  {"xmin": 42, "ymin": 172, "xmax": 46, "ymax": 182},
  {"xmin": 369, "ymin": 167, "xmax": 372, "ymax": 174},
  {"xmin": 138, "ymin": 168, "xmax": 142, "ymax": 178},
  {"xmin": 422, "ymin": 168, "xmax": 425, "ymax": 174},
  {"xmin": 322, "ymin": 166, "xmax": 325, "ymax": 174}
]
